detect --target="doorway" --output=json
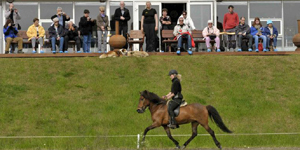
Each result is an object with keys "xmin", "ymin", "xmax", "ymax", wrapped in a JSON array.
[{"xmin": 162, "ymin": 3, "xmax": 186, "ymax": 29}]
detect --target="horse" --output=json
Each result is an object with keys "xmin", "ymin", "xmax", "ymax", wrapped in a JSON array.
[{"xmin": 136, "ymin": 90, "xmax": 232, "ymax": 149}]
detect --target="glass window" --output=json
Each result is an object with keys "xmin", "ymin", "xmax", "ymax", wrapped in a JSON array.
[
  {"xmin": 284, "ymin": 1, "xmax": 300, "ymax": 48},
  {"xmin": 217, "ymin": 2, "xmax": 248, "ymax": 25},
  {"xmin": 40, "ymin": 2, "xmax": 73, "ymax": 20},
  {"xmin": 109, "ymin": 2, "xmax": 133, "ymax": 35},
  {"xmin": 190, "ymin": 4, "xmax": 211, "ymax": 30},
  {"xmin": 6, "ymin": 3, "xmax": 38, "ymax": 31},
  {"xmin": 250, "ymin": 2, "xmax": 282, "ymax": 18},
  {"xmin": 41, "ymin": 22, "xmax": 53, "ymax": 31}
]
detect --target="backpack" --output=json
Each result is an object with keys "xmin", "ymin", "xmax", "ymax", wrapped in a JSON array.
[{"xmin": 241, "ymin": 40, "xmax": 248, "ymax": 51}]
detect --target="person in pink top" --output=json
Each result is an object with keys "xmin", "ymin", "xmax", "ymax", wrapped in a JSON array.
[
  {"xmin": 223, "ymin": 5, "xmax": 239, "ymax": 51},
  {"xmin": 202, "ymin": 20, "xmax": 220, "ymax": 52}
]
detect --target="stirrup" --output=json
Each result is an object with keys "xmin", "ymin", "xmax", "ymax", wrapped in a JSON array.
[{"xmin": 167, "ymin": 124, "xmax": 179, "ymax": 129}]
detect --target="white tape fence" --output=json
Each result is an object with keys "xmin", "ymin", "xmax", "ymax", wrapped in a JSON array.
[{"xmin": 1, "ymin": 132, "xmax": 300, "ymax": 149}]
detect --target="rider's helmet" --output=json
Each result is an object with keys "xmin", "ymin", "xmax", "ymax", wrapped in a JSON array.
[{"xmin": 168, "ymin": 70, "xmax": 178, "ymax": 76}]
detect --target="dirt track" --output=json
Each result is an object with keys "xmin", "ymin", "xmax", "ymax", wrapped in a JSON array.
[{"xmin": 141, "ymin": 148, "xmax": 300, "ymax": 150}]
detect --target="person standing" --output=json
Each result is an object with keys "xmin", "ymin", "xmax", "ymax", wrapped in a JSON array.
[
  {"xmin": 114, "ymin": 1, "xmax": 131, "ymax": 49},
  {"xmin": 3, "ymin": 19, "xmax": 23, "ymax": 54},
  {"xmin": 97, "ymin": 6, "xmax": 109, "ymax": 53},
  {"xmin": 27, "ymin": 18, "xmax": 46, "ymax": 53},
  {"xmin": 223, "ymin": 5, "xmax": 239, "ymax": 50},
  {"xmin": 160, "ymin": 8, "xmax": 172, "ymax": 52},
  {"xmin": 177, "ymin": 11, "xmax": 196, "ymax": 30},
  {"xmin": 51, "ymin": 7, "xmax": 70, "ymax": 29},
  {"xmin": 235, "ymin": 17, "xmax": 253, "ymax": 52},
  {"xmin": 64, "ymin": 21, "xmax": 81, "ymax": 53},
  {"xmin": 79, "ymin": 9, "xmax": 96, "ymax": 53},
  {"xmin": 5, "ymin": 3, "xmax": 21, "ymax": 30},
  {"xmin": 141, "ymin": 1, "xmax": 158, "ymax": 52}
]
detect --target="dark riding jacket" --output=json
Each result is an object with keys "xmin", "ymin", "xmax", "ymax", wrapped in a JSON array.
[{"xmin": 171, "ymin": 77, "xmax": 183, "ymax": 100}]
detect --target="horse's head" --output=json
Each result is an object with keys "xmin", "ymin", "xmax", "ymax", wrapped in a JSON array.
[{"xmin": 137, "ymin": 90, "xmax": 151, "ymax": 113}]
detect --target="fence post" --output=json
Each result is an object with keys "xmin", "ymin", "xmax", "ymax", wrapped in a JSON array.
[{"xmin": 137, "ymin": 134, "xmax": 140, "ymax": 149}]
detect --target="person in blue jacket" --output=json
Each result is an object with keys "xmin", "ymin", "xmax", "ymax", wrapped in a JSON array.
[
  {"xmin": 264, "ymin": 20, "xmax": 278, "ymax": 52},
  {"xmin": 250, "ymin": 17, "xmax": 267, "ymax": 52},
  {"xmin": 3, "ymin": 19, "xmax": 23, "ymax": 54}
]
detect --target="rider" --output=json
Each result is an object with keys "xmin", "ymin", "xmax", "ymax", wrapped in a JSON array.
[{"xmin": 163, "ymin": 69, "xmax": 183, "ymax": 129}]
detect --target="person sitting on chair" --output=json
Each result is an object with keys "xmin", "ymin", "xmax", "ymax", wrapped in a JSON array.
[
  {"xmin": 235, "ymin": 16, "xmax": 253, "ymax": 52},
  {"xmin": 64, "ymin": 21, "xmax": 81, "ymax": 53},
  {"xmin": 173, "ymin": 17, "xmax": 192, "ymax": 55},
  {"xmin": 264, "ymin": 20, "xmax": 278, "ymax": 52},
  {"xmin": 202, "ymin": 20, "xmax": 221, "ymax": 52},
  {"xmin": 162, "ymin": 70, "xmax": 183, "ymax": 129},
  {"xmin": 48, "ymin": 17, "xmax": 65, "ymax": 54},
  {"xmin": 250, "ymin": 17, "xmax": 267, "ymax": 52},
  {"xmin": 3, "ymin": 19, "xmax": 23, "ymax": 54},
  {"xmin": 27, "ymin": 18, "xmax": 45, "ymax": 53}
]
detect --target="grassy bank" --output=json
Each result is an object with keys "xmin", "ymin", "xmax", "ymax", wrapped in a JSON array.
[{"xmin": 0, "ymin": 55, "xmax": 300, "ymax": 149}]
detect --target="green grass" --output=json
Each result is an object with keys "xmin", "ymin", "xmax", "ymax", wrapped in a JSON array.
[{"xmin": 0, "ymin": 55, "xmax": 300, "ymax": 149}]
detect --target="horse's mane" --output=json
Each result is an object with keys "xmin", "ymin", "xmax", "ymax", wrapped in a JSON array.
[{"xmin": 141, "ymin": 90, "xmax": 167, "ymax": 105}]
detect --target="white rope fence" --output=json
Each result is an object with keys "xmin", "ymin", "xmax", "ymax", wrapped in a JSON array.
[{"xmin": 1, "ymin": 132, "xmax": 300, "ymax": 149}]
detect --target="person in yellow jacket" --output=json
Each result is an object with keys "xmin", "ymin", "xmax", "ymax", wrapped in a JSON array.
[{"xmin": 27, "ymin": 18, "xmax": 45, "ymax": 53}]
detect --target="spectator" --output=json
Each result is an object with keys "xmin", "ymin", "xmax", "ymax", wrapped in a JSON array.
[
  {"xmin": 160, "ymin": 8, "xmax": 172, "ymax": 30},
  {"xmin": 141, "ymin": 1, "xmax": 158, "ymax": 52},
  {"xmin": 173, "ymin": 17, "xmax": 193, "ymax": 55},
  {"xmin": 3, "ymin": 19, "xmax": 23, "ymax": 54},
  {"xmin": 5, "ymin": 3, "xmax": 21, "ymax": 30},
  {"xmin": 114, "ymin": 1, "xmax": 131, "ymax": 49},
  {"xmin": 160, "ymin": 8, "xmax": 171, "ymax": 52},
  {"xmin": 48, "ymin": 17, "xmax": 65, "ymax": 54},
  {"xmin": 264, "ymin": 20, "xmax": 278, "ymax": 52},
  {"xmin": 79, "ymin": 9, "xmax": 96, "ymax": 53},
  {"xmin": 250, "ymin": 17, "xmax": 267, "ymax": 52},
  {"xmin": 51, "ymin": 7, "xmax": 70, "ymax": 29},
  {"xmin": 235, "ymin": 17, "xmax": 253, "ymax": 52},
  {"xmin": 202, "ymin": 20, "xmax": 220, "ymax": 52},
  {"xmin": 217, "ymin": 16, "xmax": 223, "ymax": 32},
  {"xmin": 5, "ymin": 3, "xmax": 21, "ymax": 52},
  {"xmin": 97, "ymin": 6, "xmax": 109, "ymax": 53},
  {"xmin": 64, "ymin": 21, "xmax": 81, "ymax": 53},
  {"xmin": 177, "ymin": 11, "xmax": 196, "ymax": 30},
  {"xmin": 26, "ymin": 18, "xmax": 45, "ymax": 53},
  {"xmin": 223, "ymin": 5, "xmax": 239, "ymax": 50}
]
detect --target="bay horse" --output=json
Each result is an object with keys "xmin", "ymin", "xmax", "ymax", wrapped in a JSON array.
[{"xmin": 136, "ymin": 90, "xmax": 232, "ymax": 149}]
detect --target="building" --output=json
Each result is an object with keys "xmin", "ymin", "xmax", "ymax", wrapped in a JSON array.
[{"xmin": 1, "ymin": 0, "xmax": 299, "ymax": 53}]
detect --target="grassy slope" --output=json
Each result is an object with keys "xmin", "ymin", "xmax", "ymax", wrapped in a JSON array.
[{"xmin": 0, "ymin": 55, "xmax": 300, "ymax": 149}]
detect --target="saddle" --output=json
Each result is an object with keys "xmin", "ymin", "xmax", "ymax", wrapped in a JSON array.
[{"xmin": 167, "ymin": 100, "xmax": 188, "ymax": 117}]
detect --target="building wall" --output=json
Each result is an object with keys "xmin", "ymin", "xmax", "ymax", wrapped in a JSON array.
[
  {"xmin": 1, "ymin": 0, "xmax": 299, "ymax": 53},
  {"xmin": 217, "ymin": 1, "xmax": 300, "ymax": 51}
]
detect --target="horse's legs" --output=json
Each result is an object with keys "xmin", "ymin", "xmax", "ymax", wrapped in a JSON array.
[
  {"xmin": 182, "ymin": 121, "xmax": 199, "ymax": 149},
  {"xmin": 142, "ymin": 124, "xmax": 159, "ymax": 142},
  {"xmin": 163, "ymin": 125, "xmax": 180, "ymax": 149},
  {"xmin": 203, "ymin": 124, "xmax": 222, "ymax": 150}
]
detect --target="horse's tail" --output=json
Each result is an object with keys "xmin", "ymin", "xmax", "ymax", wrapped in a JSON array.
[{"xmin": 206, "ymin": 105, "xmax": 232, "ymax": 133}]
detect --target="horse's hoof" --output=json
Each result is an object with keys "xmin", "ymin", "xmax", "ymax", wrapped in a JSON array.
[
  {"xmin": 219, "ymin": 145, "xmax": 222, "ymax": 150},
  {"xmin": 181, "ymin": 146, "xmax": 186, "ymax": 150}
]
